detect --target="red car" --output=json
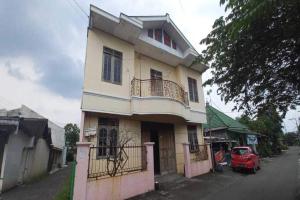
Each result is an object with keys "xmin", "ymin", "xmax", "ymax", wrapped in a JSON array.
[{"xmin": 231, "ymin": 146, "xmax": 260, "ymax": 173}]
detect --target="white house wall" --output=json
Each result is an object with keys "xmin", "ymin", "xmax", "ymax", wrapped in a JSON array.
[{"xmin": 1, "ymin": 131, "xmax": 50, "ymax": 192}]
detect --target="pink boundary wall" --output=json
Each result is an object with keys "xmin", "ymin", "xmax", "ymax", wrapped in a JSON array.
[
  {"xmin": 183, "ymin": 143, "xmax": 212, "ymax": 178},
  {"xmin": 73, "ymin": 142, "xmax": 155, "ymax": 200}
]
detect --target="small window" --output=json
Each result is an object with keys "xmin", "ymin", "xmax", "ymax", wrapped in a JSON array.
[
  {"xmin": 148, "ymin": 29, "xmax": 153, "ymax": 38},
  {"xmin": 188, "ymin": 77, "xmax": 199, "ymax": 102},
  {"xmin": 155, "ymin": 29, "xmax": 162, "ymax": 42},
  {"xmin": 102, "ymin": 47, "xmax": 122, "ymax": 84},
  {"xmin": 188, "ymin": 126, "xmax": 199, "ymax": 152},
  {"xmin": 163, "ymin": 31, "xmax": 171, "ymax": 47},
  {"xmin": 97, "ymin": 118, "xmax": 119, "ymax": 157},
  {"xmin": 172, "ymin": 40, "xmax": 177, "ymax": 50}
]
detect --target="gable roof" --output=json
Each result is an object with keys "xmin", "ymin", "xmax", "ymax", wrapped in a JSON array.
[
  {"xmin": 89, "ymin": 5, "xmax": 208, "ymax": 73},
  {"xmin": 204, "ymin": 105, "xmax": 256, "ymax": 135}
]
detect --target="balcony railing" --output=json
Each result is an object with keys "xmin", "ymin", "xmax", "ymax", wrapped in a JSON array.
[{"xmin": 131, "ymin": 78, "xmax": 189, "ymax": 106}]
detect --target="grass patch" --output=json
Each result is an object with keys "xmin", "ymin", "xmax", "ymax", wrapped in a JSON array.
[{"xmin": 54, "ymin": 178, "xmax": 71, "ymax": 200}]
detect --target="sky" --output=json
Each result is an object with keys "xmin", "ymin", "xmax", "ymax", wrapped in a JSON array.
[{"xmin": 0, "ymin": 0, "xmax": 299, "ymax": 132}]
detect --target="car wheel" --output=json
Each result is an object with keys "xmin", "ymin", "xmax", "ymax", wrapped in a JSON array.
[{"xmin": 252, "ymin": 167, "xmax": 257, "ymax": 174}]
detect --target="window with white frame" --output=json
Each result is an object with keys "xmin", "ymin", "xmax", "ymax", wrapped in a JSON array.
[
  {"xmin": 97, "ymin": 118, "xmax": 119, "ymax": 157},
  {"xmin": 188, "ymin": 77, "xmax": 199, "ymax": 102},
  {"xmin": 102, "ymin": 47, "xmax": 122, "ymax": 84},
  {"xmin": 187, "ymin": 125, "xmax": 199, "ymax": 152}
]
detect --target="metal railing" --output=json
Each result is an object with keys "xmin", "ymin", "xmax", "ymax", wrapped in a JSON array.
[
  {"xmin": 131, "ymin": 78, "xmax": 189, "ymax": 106},
  {"xmin": 88, "ymin": 145, "xmax": 147, "ymax": 179},
  {"xmin": 190, "ymin": 144, "xmax": 209, "ymax": 162}
]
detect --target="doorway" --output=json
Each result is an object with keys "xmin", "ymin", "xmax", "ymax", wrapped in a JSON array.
[
  {"xmin": 141, "ymin": 122, "xmax": 176, "ymax": 175},
  {"xmin": 150, "ymin": 69, "xmax": 163, "ymax": 96},
  {"xmin": 150, "ymin": 130, "xmax": 160, "ymax": 174}
]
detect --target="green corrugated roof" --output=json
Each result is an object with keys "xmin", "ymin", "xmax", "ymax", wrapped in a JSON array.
[{"xmin": 204, "ymin": 105, "xmax": 254, "ymax": 135}]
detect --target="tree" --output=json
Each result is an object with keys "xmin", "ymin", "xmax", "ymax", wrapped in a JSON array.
[
  {"xmin": 64, "ymin": 123, "xmax": 80, "ymax": 161},
  {"xmin": 237, "ymin": 107, "xmax": 284, "ymax": 155},
  {"xmin": 283, "ymin": 132, "xmax": 299, "ymax": 146},
  {"xmin": 200, "ymin": 0, "xmax": 300, "ymax": 116}
]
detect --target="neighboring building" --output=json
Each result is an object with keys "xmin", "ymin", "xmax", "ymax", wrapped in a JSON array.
[
  {"xmin": 204, "ymin": 104, "xmax": 259, "ymax": 152},
  {"xmin": 80, "ymin": 5, "xmax": 207, "ymax": 176},
  {"xmin": 0, "ymin": 105, "xmax": 66, "ymax": 193}
]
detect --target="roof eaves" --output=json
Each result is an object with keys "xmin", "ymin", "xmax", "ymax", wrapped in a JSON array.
[{"xmin": 90, "ymin": 5, "xmax": 120, "ymax": 23}]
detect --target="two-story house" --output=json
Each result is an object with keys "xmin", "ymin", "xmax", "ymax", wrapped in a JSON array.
[{"xmin": 80, "ymin": 5, "xmax": 208, "ymax": 177}]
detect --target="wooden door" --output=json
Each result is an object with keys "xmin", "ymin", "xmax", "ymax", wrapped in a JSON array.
[
  {"xmin": 150, "ymin": 69, "xmax": 163, "ymax": 96},
  {"xmin": 159, "ymin": 125, "xmax": 176, "ymax": 175}
]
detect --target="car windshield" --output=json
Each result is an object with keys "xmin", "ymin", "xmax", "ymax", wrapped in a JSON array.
[{"xmin": 232, "ymin": 148, "xmax": 249, "ymax": 155}]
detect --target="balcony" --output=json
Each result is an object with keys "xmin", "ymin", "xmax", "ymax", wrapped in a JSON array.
[{"xmin": 131, "ymin": 78, "xmax": 189, "ymax": 106}]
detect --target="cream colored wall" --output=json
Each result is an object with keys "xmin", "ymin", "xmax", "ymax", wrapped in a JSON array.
[
  {"xmin": 84, "ymin": 28, "xmax": 135, "ymax": 98},
  {"xmin": 174, "ymin": 123, "xmax": 188, "ymax": 174},
  {"xmin": 176, "ymin": 65, "xmax": 206, "ymax": 112},
  {"xmin": 82, "ymin": 29, "xmax": 206, "ymax": 123},
  {"xmin": 84, "ymin": 113, "xmax": 143, "ymax": 177},
  {"xmin": 174, "ymin": 123, "xmax": 204, "ymax": 174},
  {"xmin": 134, "ymin": 54, "xmax": 205, "ymax": 113},
  {"xmin": 84, "ymin": 113, "xmax": 141, "ymax": 146},
  {"xmin": 134, "ymin": 53, "xmax": 179, "ymax": 85}
]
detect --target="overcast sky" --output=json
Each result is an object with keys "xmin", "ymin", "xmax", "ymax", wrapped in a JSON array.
[{"xmin": 0, "ymin": 0, "xmax": 299, "ymax": 132}]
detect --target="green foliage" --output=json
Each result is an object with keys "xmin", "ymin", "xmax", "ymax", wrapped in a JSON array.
[
  {"xmin": 237, "ymin": 107, "xmax": 284, "ymax": 155},
  {"xmin": 200, "ymin": 0, "xmax": 300, "ymax": 116},
  {"xmin": 64, "ymin": 123, "xmax": 80, "ymax": 159},
  {"xmin": 283, "ymin": 132, "xmax": 299, "ymax": 146},
  {"xmin": 55, "ymin": 175, "xmax": 70, "ymax": 200}
]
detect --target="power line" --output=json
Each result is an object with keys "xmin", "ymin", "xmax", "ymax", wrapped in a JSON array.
[
  {"xmin": 65, "ymin": 0, "xmax": 88, "ymax": 20},
  {"xmin": 71, "ymin": 0, "xmax": 89, "ymax": 18}
]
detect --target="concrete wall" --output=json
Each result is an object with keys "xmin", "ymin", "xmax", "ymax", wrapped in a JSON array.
[
  {"xmin": 73, "ymin": 142, "xmax": 154, "ymax": 200},
  {"xmin": 183, "ymin": 144, "xmax": 212, "ymax": 178},
  {"xmin": 1, "ymin": 132, "xmax": 50, "ymax": 192},
  {"xmin": 174, "ymin": 123, "xmax": 204, "ymax": 174},
  {"xmin": 29, "ymin": 138, "xmax": 50, "ymax": 178},
  {"xmin": 81, "ymin": 28, "xmax": 207, "ymax": 124},
  {"xmin": 83, "ymin": 113, "xmax": 205, "ymax": 176},
  {"xmin": 84, "ymin": 29, "xmax": 135, "ymax": 98},
  {"xmin": 16, "ymin": 105, "xmax": 66, "ymax": 166}
]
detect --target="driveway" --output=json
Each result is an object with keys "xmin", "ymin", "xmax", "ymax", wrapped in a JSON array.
[
  {"xmin": 132, "ymin": 146, "xmax": 300, "ymax": 200},
  {"xmin": 0, "ymin": 166, "xmax": 71, "ymax": 200}
]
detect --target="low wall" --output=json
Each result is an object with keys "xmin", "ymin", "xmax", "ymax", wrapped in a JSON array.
[
  {"xmin": 86, "ymin": 170, "xmax": 153, "ymax": 200},
  {"xmin": 190, "ymin": 159, "xmax": 211, "ymax": 177},
  {"xmin": 73, "ymin": 142, "xmax": 154, "ymax": 200},
  {"xmin": 183, "ymin": 143, "xmax": 212, "ymax": 178}
]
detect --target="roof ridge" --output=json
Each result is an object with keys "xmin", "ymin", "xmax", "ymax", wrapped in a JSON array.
[
  {"xmin": 208, "ymin": 105, "xmax": 248, "ymax": 129},
  {"xmin": 207, "ymin": 106, "xmax": 228, "ymax": 128}
]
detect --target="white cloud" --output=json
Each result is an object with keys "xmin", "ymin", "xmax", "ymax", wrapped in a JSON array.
[
  {"xmin": 0, "ymin": 57, "xmax": 81, "ymax": 127},
  {"xmin": 1, "ymin": 0, "xmax": 298, "ymax": 131}
]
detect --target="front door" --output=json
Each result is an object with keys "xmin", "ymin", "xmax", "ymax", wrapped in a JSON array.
[
  {"xmin": 141, "ymin": 122, "xmax": 176, "ymax": 175},
  {"xmin": 150, "ymin": 130, "xmax": 160, "ymax": 174},
  {"xmin": 150, "ymin": 69, "xmax": 163, "ymax": 96}
]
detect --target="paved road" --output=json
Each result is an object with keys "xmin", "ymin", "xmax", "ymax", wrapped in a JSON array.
[
  {"xmin": 0, "ymin": 166, "xmax": 71, "ymax": 200},
  {"xmin": 134, "ymin": 146, "xmax": 300, "ymax": 200}
]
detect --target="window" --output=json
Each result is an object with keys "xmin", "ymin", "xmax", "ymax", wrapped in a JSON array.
[
  {"xmin": 188, "ymin": 125, "xmax": 199, "ymax": 152},
  {"xmin": 172, "ymin": 40, "xmax": 177, "ymax": 50},
  {"xmin": 163, "ymin": 31, "xmax": 171, "ymax": 47},
  {"xmin": 148, "ymin": 29, "xmax": 153, "ymax": 38},
  {"xmin": 188, "ymin": 77, "xmax": 199, "ymax": 102},
  {"xmin": 155, "ymin": 29, "xmax": 162, "ymax": 42},
  {"xmin": 102, "ymin": 47, "xmax": 122, "ymax": 84},
  {"xmin": 97, "ymin": 118, "xmax": 119, "ymax": 157}
]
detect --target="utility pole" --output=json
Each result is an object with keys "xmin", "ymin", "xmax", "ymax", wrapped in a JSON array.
[{"xmin": 207, "ymin": 102, "xmax": 215, "ymax": 172}]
